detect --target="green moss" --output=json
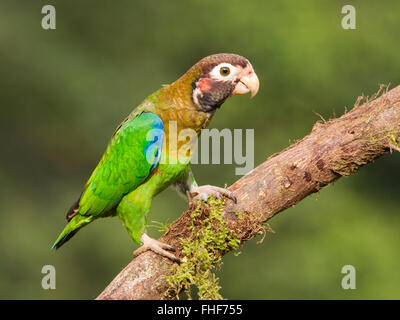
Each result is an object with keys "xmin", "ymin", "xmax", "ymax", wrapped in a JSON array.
[
  {"xmin": 148, "ymin": 219, "xmax": 172, "ymax": 233},
  {"xmin": 388, "ymin": 132, "xmax": 400, "ymax": 148},
  {"xmin": 232, "ymin": 211, "xmax": 243, "ymax": 220},
  {"xmin": 164, "ymin": 198, "xmax": 241, "ymax": 300},
  {"xmin": 332, "ymin": 158, "xmax": 368, "ymax": 176}
]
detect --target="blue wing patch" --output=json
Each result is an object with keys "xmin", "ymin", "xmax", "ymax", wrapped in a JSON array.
[{"xmin": 142, "ymin": 113, "xmax": 164, "ymax": 174}]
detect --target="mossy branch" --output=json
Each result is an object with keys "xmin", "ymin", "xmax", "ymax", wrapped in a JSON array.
[
  {"xmin": 97, "ymin": 84, "xmax": 400, "ymax": 300},
  {"xmin": 164, "ymin": 198, "xmax": 241, "ymax": 300}
]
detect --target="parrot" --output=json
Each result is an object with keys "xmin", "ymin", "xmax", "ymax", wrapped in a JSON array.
[{"xmin": 52, "ymin": 53, "xmax": 259, "ymax": 262}]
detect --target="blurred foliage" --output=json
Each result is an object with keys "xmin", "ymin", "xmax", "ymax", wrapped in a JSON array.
[{"xmin": 0, "ymin": 0, "xmax": 399, "ymax": 299}]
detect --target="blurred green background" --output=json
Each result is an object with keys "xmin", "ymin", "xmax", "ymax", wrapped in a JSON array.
[{"xmin": 1, "ymin": 0, "xmax": 399, "ymax": 299}]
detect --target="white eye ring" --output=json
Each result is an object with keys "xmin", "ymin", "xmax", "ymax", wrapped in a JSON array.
[{"xmin": 209, "ymin": 63, "xmax": 237, "ymax": 80}]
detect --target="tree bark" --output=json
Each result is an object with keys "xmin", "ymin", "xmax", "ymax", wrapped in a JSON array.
[{"xmin": 97, "ymin": 85, "xmax": 400, "ymax": 300}]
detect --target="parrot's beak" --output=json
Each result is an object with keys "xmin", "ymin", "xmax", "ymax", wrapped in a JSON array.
[{"xmin": 233, "ymin": 68, "xmax": 259, "ymax": 98}]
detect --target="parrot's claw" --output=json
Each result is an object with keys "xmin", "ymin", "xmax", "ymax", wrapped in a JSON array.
[
  {"xmin": 134, "ymin": 233, "xmax": 179, "ymax": 263},
  {"xmin": 190, "ymin": 185, "xmax": 237, "ymax": 204}
]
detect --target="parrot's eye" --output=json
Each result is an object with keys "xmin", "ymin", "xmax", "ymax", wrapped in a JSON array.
[{"xmin": 220, "ymin": 66, "xmax": 230, "ymax": 76}]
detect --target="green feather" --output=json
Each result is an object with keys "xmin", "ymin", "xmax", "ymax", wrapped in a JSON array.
[
  {"xmin": 52, "ymin": 215, "xmax": 94, "ymax": 250},
  {"xmin": 52, "ymin": 112, "xmax": 164, "ymax": 248}
]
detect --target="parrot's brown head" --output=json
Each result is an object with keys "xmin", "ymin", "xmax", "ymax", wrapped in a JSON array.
[{"xmin": 185, "ymin": 53, "xmax": 259, "ymax": 112}]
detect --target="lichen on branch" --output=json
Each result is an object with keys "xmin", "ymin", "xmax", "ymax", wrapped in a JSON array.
[{"xmin": 164, "ymin": 198, "xmax": 241, "ymax": 300}]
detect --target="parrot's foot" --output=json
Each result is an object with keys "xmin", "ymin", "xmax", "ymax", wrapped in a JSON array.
[
  {"xmin": 134, "ymin": 233, "xmax": 179, "ymax": 263},
  {"xmin": 190, "ymin": 185, "xmax": 237, "ymax": 204}
]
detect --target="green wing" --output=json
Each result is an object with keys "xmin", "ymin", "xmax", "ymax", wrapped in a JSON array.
[
  {"xmin": 79, "ymin": 112, "xmax": 164, "ymax": 217},
  {"xmin": 52, "ymin": 112, "xmax": 164, "ymax": 249}
]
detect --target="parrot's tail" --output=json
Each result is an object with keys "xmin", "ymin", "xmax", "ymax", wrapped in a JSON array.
[{"xmin": 51, "ymin": 214, "xmax": 94, "ymax": 250}]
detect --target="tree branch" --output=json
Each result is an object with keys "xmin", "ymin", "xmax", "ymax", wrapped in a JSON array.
[{"xmin": 97, "ymin": 85, "xmax": 400, "ymax": 300}]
